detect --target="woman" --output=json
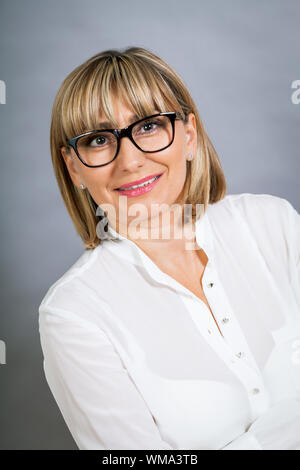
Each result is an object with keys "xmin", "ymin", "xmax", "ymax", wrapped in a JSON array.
[{"xmin": 39, "ymin": 46, "xmax": 300, "ymax": 450}]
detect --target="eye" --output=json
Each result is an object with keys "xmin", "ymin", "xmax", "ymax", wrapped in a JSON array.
[
  {"xmin": 82, "ymin": 132, "xmax": 115, "ymax": 148},
  {"xmin": 90, "ymin": 135, "xmax": 107, "ymax": 147},
  {"xmin": 136, "ymin": 119, "xmax": 162, "ymax": 135},
  {"xmin": 143, "ymin": 122, "xmax": 155, "ymax": 132}
]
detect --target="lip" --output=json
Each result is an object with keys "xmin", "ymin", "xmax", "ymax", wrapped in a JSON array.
[
  {"xmin": 115, "ymin": 173, "xmax": 163, "ymax": 190},
  {"xmin": 114, "ymin": 173, "xmax": 164, "ymax": 197}
]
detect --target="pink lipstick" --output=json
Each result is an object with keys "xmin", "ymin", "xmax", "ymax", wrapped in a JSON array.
[{"xmin": 114, "ymin": 173, "xmax": 163, "ymax": 197}]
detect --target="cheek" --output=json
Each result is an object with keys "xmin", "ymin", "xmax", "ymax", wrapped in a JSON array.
[
  {"xmin": 170, "ymin": 151, "xmax": 187, "ymax": 181},
  {"xmin": 83, "ymin": 170, "xmax": 113, "ymax": 203},
  {"xmin": 168, "ymin": 137, "xmax": 186, "ymax": 167}
]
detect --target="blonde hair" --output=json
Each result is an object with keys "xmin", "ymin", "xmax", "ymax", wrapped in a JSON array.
[{"xmin": 50, "ymin": 46, "xmax": 227, "ymax": 249}]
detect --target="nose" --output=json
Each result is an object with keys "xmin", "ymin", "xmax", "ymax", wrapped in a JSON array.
[{"xmin": 115, "ymin": 135, "xmax": 146, "ymax": 172}]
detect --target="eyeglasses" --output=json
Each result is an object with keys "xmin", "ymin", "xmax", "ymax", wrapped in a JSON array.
[{"xmin": 67, "ymin": 112, "xmax": 183, "ymax": 168}]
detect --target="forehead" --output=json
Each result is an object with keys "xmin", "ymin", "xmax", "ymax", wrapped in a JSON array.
[
  {"xmin": 96, "ymin": 111, "xmax": 161, "ymax": 130},
  {"xmin": 96, "ymin": 92, "xmax": 160, "ymax": 128}
]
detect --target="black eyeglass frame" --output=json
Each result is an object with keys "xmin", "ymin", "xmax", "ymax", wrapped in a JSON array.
[{"xmin": 66, "ymin": 112, "xmax": 183, "ymax": 168}]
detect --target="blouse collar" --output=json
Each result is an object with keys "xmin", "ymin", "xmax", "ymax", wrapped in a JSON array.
[{"xmin": 100, "ymin": 206, "xmax": 215, "ymax": 297}]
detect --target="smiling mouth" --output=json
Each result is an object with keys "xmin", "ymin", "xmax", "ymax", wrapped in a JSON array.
[{"xmin": 115, "ymin": 173, "xmax": 163, "ymax": 191}]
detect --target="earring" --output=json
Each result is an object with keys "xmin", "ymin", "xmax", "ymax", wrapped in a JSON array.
[
  {"xmin": 187, "ymin": 153, "xmax": 193, "ymax": 161},
  {"xmin": 79, "ymin": 184, "xmax": 85, "ymax": 189}
]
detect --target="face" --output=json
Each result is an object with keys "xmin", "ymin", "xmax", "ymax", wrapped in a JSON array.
[{"xmin": 61, "ymin": 95, "xmax": 197, "ymax": 233}]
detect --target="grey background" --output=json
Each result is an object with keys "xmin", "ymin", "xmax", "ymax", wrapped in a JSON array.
[{"xmin": 0, "ymin": 0, "xmax": 299, "ymax": 450}]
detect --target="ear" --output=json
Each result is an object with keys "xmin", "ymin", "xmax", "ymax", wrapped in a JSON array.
[
  {"xmin": 184, "ymin": 112, "xmax": 197, "ymax": 156},
  {"xmin": 60, "ymin": 146, "xmax": 82, "ymax": 189}
]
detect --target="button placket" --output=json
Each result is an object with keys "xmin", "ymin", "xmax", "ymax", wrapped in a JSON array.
[
  {"xmin": 200, "ymin": 258, "xmax": 262, "ymax": 384},
  {"xmin": 226, "ymin": 354, "xmax": 270, "ymax": 417},
  {"xmin": 204, "ymin": 268, "xmax": 262, "ymax": 375},
  {"xmin": 203, "ymin": 267, "xmax": 234, "ymax": 330},
  {"xmin": 180, "ymin": 294, "xmax": 215, "ymax": 341},
  {"xmin": 195, "ymin": 223, "xmax": 270, "ymax": 419},
  {"xmin": 193, "ymin": 304, "xmax": 268, "ymax": 419},
  {"xmin": 205, "ymin": 281, "xmax": 226, "ymax": 339},
  {"xmin": 236, "ymin": 351, "xmax": 245, "ymax": 359}
]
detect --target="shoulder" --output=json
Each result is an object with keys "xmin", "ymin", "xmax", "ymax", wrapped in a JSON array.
[
  {"xmin": 207, "ymin": 192, "xmax": 300, "ymax": 265},
  {"xmin": 208, "ymin": 192, "xmax": 299, "ymax": 226},
  {"xmin": 38, "ymin": 245, "xmax": 105, "ymax": 321},
  {"xmin": 209, "ymin": 191, "xmax": 296, "ymax": 213}
]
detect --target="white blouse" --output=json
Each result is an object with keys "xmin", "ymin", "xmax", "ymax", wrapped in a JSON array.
[{"xmin": 38, "ymin": 192, "xmax": 300, "ymax": 450}]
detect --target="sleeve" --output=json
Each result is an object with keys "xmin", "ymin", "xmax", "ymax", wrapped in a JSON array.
[
  {"xmin": 244, "ymin": 194, "xmax": 300, "ymax": 286},
  {"xmin": 222, "ymin": 399, "xmax": 300, "ymax": 450},
  {"xmin": 283, "ymin": 197, "xmax": 300, "ymax": 275},
  {"xmin": 221, "ymin": 433, "xmax": 263, "ymax": 450},
  {"xmin": 38, "ymin": 305, "xmax": 174, "ymax": 450},
  {"xmin": 278, "ymin": 196, "xmax": 300, "ymax": 295}
]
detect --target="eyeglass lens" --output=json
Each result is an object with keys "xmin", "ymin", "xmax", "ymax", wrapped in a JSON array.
[{"xmin": 76, "ymin": 115, "xmax": 173, "ymax": 166}]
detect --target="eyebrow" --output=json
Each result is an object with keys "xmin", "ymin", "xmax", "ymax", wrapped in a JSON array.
[{"xmin": 96, "ymin": 113, "xmax": 142, "ymax": 130}]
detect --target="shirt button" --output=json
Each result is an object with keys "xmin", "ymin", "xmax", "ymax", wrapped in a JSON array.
[
  {"xmin": 236, "ymin": 351, "xmax": 245, "ymax": 358},
  {"xmin": 207, "ymin": 282, "xmax": 214, "ymax": 288},
  {"xmin": 222, "ymin": 317, "xmax": 230, "ymax": 324},
  {"xmin": 252, "ymin": 388, "xmax": 260, "ymax": 395},
  {"xmin": 207, "ymin": 329, "xmax": 212, "ymax": 334}
]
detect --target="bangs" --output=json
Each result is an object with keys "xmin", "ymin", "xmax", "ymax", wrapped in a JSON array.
[{"xmin": 60, "ymin": 55, "xmax": 185, "ymax": 143}]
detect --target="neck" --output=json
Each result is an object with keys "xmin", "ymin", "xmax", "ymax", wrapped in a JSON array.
[{"xmin": 111, "ymin": 203, "xmax": 199, "ymax": 259}]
